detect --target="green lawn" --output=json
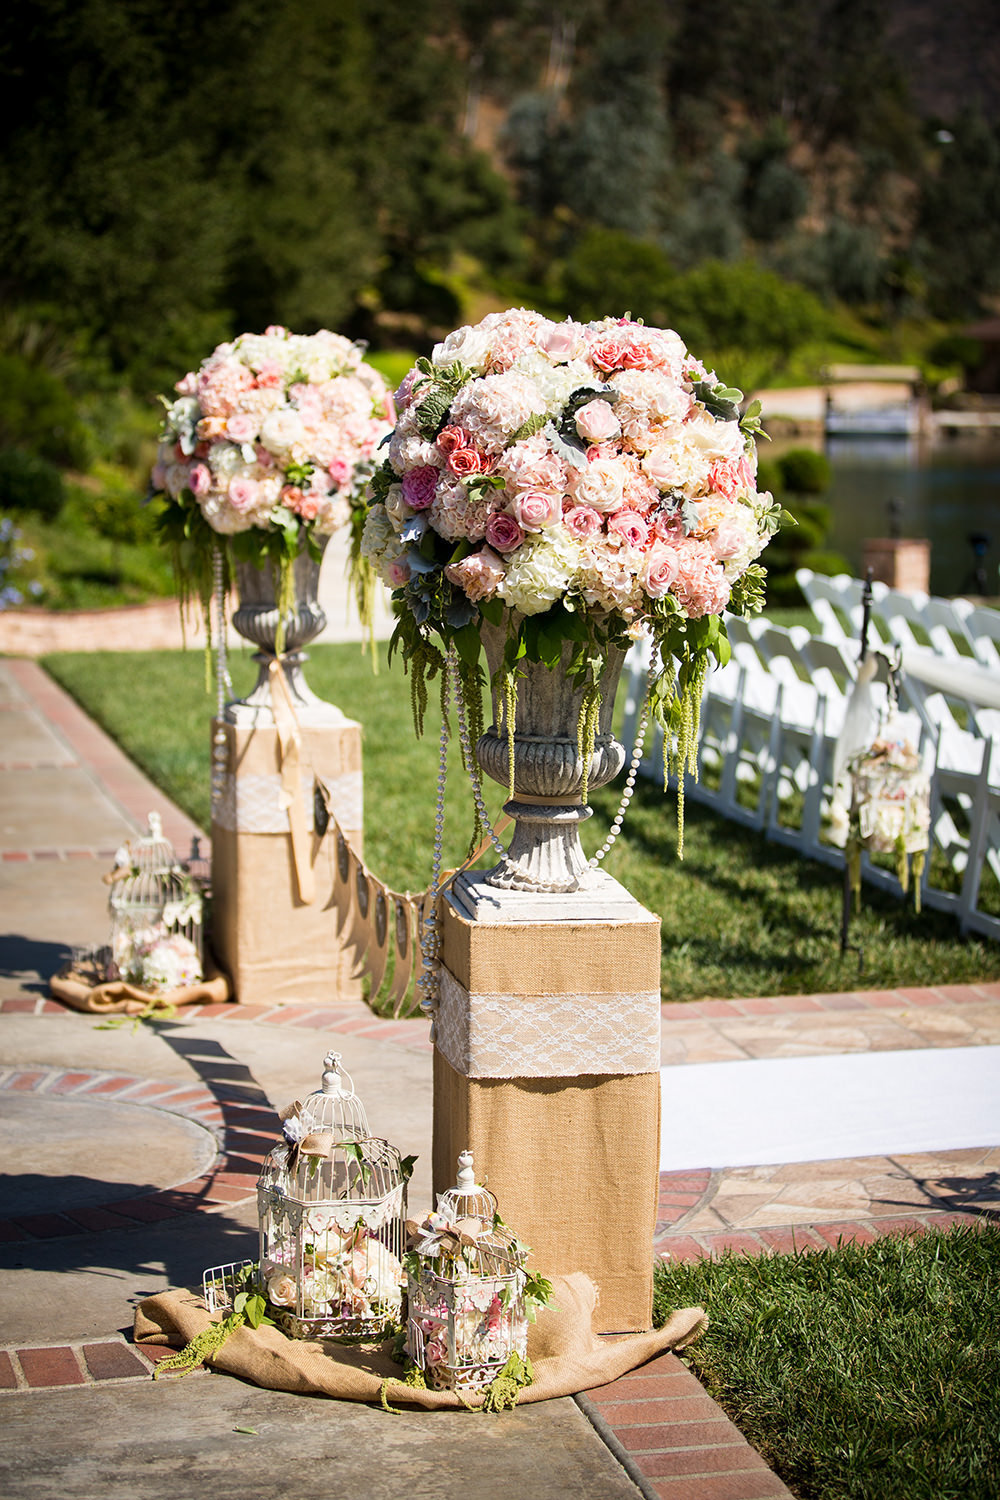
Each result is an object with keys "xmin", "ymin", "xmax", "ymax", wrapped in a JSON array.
[
  {"xmin": 42, "ymin": 641, "xmax": 1000, "ymax": 1003},
  {"xmin": 654, "ymin": 1225, "xmax": 1000, "ymax": 1500}
]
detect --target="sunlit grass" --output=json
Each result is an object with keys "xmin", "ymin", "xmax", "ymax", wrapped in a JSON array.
[{"xmin": 654, "ymin": 1225, "xmax": 1000, "ymax": 1500}]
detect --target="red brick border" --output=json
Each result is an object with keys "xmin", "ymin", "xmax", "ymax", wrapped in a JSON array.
[
  {"xmin": 661, "ymin": 980, "xmax": 1000, "ymax": 1022},
  {"xmin": 0, "ymin": 1065, "xmax": 267, "ymax": 1242},
  {"xmin": 0, "ymin": 1336, "xmax": 205, "ymax": 1391}
]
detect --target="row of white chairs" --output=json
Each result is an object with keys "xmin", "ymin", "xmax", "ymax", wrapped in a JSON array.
[
  {"xmin": 796, "ymin": 568, "xmax": 1000, "ymax": 673},
  {"xmin": 621, "ymin": 605, "xmax": 1000, "ymax": 942}
]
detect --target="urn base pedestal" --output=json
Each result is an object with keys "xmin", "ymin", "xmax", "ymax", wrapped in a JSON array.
[
  {"xmin": 432, "ymin": 888, "xmax": 662, "ymax": 1333},
  {"xmin": 210, "ymin": 717, "xmax": 363, "ymax": 1005}
]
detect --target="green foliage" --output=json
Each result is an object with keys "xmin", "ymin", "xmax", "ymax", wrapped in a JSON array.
[
  {"xmin": 916, "ymin": 110, "xmax": 1000, "ymax": 320},
  {"xmin": 0, "ymin": 353, "xmax": 90, "ymax": 468},
  {"xmin": 0, "ymin": 449, "xmax": 65, "ymax": 519},
  {"xmin": 654, "ymin": 1225, "xmax": 1000, "ymax": 1500}
]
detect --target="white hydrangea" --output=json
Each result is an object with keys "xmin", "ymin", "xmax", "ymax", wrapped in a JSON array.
[{"xmin": 498, "ymin": 530, "xmax": 581, "ymax": 615}]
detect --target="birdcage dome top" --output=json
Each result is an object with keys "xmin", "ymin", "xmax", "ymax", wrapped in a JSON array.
[
  {"xmin": 436, "ymin": 1150, "xmax": 499, "ymax": 1229},
  {"xmin": 260, "ymin": 1052, "xmax": 405, "ymax": 1214}
]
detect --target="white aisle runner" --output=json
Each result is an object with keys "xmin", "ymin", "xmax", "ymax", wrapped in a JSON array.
[{"xmin": 660, "ymin": 1046, "xmax": 1000, "ymax": 1171}]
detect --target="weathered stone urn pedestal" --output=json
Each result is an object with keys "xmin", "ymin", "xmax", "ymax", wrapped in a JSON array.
[{"xmin": 432, "ymin": 625, "xmax": 662, "ymax": 1332}]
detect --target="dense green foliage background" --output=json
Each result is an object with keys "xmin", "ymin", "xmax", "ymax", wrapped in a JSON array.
[{"xmin": 1, "ymin": 0, "xmax": 997, "ymax": 605}]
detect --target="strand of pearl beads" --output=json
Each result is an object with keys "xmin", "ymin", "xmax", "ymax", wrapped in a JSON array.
[
  {"xmin": 416, "ymin": 659, "xmax": 452, "ymax": 1022},
  {"xmin": 448, "ymin": 644, "xmax": 654, "ymax": 874},
  {"xmin": 210, "ymin": 543, "xmax": 229, "ymax": 813},
  {"xmin": 586, "ymin": 691, "xmax": 650, "ymax": 868},
  {"xmin": 449, "ymin": 649, "xmax": 507, "ymax": 859}
]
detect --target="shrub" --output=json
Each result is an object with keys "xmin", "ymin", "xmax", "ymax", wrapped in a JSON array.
[
  {"xmin": 778, "ymin": 447, "xmax": 831, "ymax": 494},
  {"xmin": 0, "ymin": 353, "xmax": 90, "ymax": 468},
  {"xmin": 0, "ymin": 449, "xmax": 65, "ymax": 519}
]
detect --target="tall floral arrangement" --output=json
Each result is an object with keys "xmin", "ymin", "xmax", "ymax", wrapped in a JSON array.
[
  {"xmin": 362, "ymin": 308, "xmax": 779, "ymax": 821},
  {"xmin": 152, "ymin": 326, "xmax": 394, "ymax": 628}
]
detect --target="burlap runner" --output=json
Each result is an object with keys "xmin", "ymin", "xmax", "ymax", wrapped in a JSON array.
[
  {"xmin": 50, "ymin": 963, "xmax": 230, "ymax": 1015},
  {"xmin": 133, "ymin": 1274, "xmax": 706, "ymax": 1408}
]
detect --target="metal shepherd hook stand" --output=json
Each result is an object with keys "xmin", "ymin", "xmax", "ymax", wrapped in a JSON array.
[{"xmin": 839, "ymin": 569, "xmax": 874, "ymax": 970}]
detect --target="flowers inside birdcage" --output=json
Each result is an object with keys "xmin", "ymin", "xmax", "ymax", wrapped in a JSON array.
[
  {"xmin": 105, "ymin": 813, "xmax": 204, "ymax": 991},
  {"xmin": 256, "ymin": 1052, "xmax": 410, "ymax": 1341},
  {"xmin": 403, "ymin": 1151, "xmax": 553, "ymax": 1400},
  {"xmin": 849, "ymin": 722, "xmax": 931, "ymax": 907},
  {"xmin": 361, "ymin": 309, "xmax": 780, "ymax": 801}
]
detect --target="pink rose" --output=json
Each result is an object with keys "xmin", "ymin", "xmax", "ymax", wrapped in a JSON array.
[
  {"xmin": 485, "ymin": 512, "xmax": 524, "ymax": 552},
  {"xmin": 254, "ymin": 360, "xmax": 283, "ymax": 389},
  {"xmin": 228, "ymin": 477, "xmax": 259, "ymax": 512},
  {"xmin": 712, "ymin": 521, "xmax": 745, "ymax": 560},
  {"xmin": 513, "ymin": 489, "xmax": 561, "ymax": 532},
  {"xmin": 327, "ymin": 457, "xmax": 351, "ymax": 488},
  {"xmin": 643, "ymin": 448, "xmax": 678, "ymax": 489},
  {"xmin": 445, "ymin": 546, "xmax": 506, "ymax": 602},
  {"xmin": 174, "ymin": 372, "xmax": 198, "ymax": 396},
  {"xmin": 384, "ymin": 556, "xmax": 411, "ymax": 587},
  {"xmin": 188, "ymin": 463, "xmax": 212, "ymax": 496},
  {"xmin": 562, "ymin": 505, "xmax": 603, "ymax": 540},
  {"xmin": 539, "ymin": 323, "xmax": 581, "ymax": 361},
  {"xmin": 448, "ymin": 447, "xmax": 481, "ymax": 478},
  {"xmin": 620, "ymin": 340, "xmax": 656, "ymax": 370},
  {"xmin": 575, "ymin": 399, "xmax": 621, "ymax": 444},
  {"xmin": 402, "ymin": 466, "xmax": 439, "ymax": 510},
  {"xmin": 589, "ymin": 337, "xmax": 629, "ymax": 373},
  {"xmin": 436, "ymin": 425, "xmax": 467, "ymax": 457},
  {"xmin": 280, "ymin": 485, "xmax": 303, "ymax": 510},
  {"xmin": 607, "ymin": 508, "xmax": 649, "ymax": 549},
  {"xmin": 226, "ymin": 413, "xmax": 258, "ymax": 443},
  {"xmin": 641, "ymin": 544, "xmax": 681, "ymax": 598}
]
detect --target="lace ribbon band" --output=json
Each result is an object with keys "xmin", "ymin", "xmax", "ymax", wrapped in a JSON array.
[{"xmin": 435, "ymin": 966, "xmax": 661, "ymax": 1079}]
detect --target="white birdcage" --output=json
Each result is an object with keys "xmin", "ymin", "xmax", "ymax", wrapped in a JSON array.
[
  {"xmin": 256, "ymin": 1052, "xmax": 407, "ymax": 1341},
  {"xmin": 405, "ymin": 1151, "xmax": 531, "ymax": 1394},
  {"xmin": 105, "ymin": 812, "xmax": 203, "ymax": 990}
]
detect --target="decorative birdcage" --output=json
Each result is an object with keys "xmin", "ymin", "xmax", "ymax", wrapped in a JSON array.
[
  {"xmin": 105, "ymin": 812, "xmax": 203, "ymax": 990},
  {"xmin": 256, "ymin": 1052, "xmax": 407, "ymax": 1341},
  {"xmin": 405, "ymin": 1151, "xmax": 532, "ymax": 1394},
  {"xmin": 851, "ymin": 718, "xmax": 931, "ymax": 897}
]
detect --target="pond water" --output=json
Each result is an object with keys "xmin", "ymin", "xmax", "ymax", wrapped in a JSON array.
[{"xmin": 820, "ymin": 433, "xmax": 1000, "ymax": 597}]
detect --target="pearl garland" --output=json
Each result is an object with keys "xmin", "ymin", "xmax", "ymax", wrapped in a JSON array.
[
  {"xmin": 210, "ymin": 543, "xmax": 230, "ymax": 814},
  {"xmin": 416, "ymin": 655, "xmax": 452, "ymax": 1025}
]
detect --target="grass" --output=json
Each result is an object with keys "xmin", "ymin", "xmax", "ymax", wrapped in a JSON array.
[
  {"xmin": 653, "ymin": 1224, "xmax": 1000, "ymax": 1500},
  {"xmin": 40, "ymin": 640, "xmax": 1000, "ymax": 1003}
]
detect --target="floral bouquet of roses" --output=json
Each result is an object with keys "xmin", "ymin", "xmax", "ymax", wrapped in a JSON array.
[
  {"xmin": 362, "ymin": 307, "xmax": 780, "ymax": 814},
  {"xmin": 152, "ymin": 325, "xmax": 394, "ymax": 626}
]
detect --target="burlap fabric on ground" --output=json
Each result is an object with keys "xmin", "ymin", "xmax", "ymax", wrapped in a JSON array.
[
  {"xmin": 134, "ymin": 1273, "xmax": 706, "ymax": 1409},
  {"xmin": 50, "ymin": 963, "xmax": 230, "ymax": 1015}
]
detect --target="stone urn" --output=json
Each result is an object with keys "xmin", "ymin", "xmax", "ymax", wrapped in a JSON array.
[
  {"xmin": 227, "ymin": 537, "xmax": 343, "ymax": 726},
  {"xmin": 475, "ymin": 619, "xmax": 627, "ymax": 893}
]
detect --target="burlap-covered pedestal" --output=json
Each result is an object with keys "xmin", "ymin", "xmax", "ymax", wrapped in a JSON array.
[
  {"xmin": 211, "ymin": 717, "xmax": 364, "ymax": 1005},
  {"xmin": 433, "ymin": 888, "xmax": 663, "ymax": 1335}
]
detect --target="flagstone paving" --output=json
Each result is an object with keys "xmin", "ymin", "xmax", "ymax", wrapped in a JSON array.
[{"xmin": 2, "ymin": 646, "xmax": 997, "ymax": 1500}]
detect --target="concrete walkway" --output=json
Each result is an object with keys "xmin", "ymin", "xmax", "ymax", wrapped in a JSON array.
[{"xmin": 2, "ymin": 617, "xmax": 998, "ymax": 1500}]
